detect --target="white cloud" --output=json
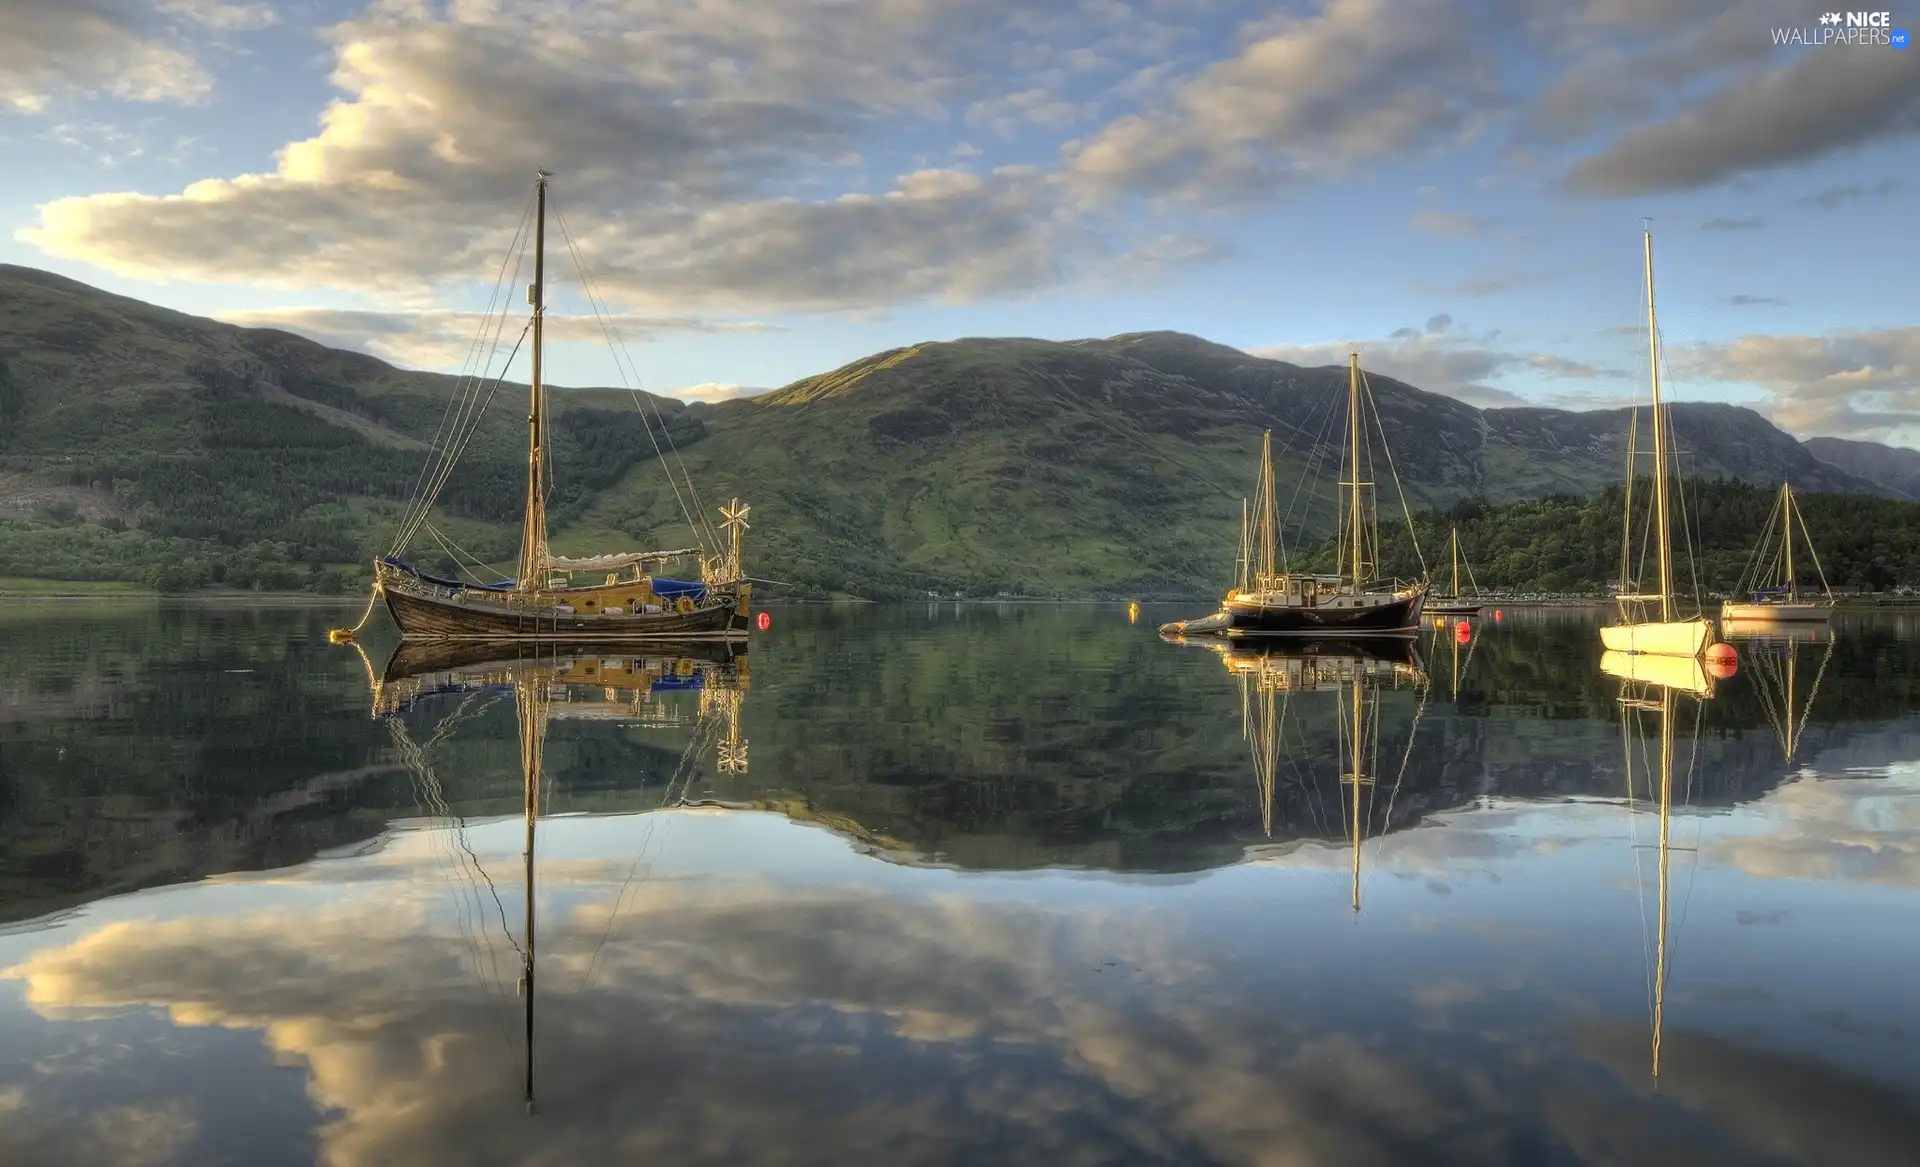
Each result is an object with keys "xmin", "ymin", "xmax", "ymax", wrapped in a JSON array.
[
  {"xmin": 1674, "ymin": 327, "xmax": 1920, "ymax": 443},
  {"xmin": 1064, "ymin": 0, "xmax": 1499, "ymax": 203},
  {"xmin": 0, "ymin": 0, "xmax": 213, "ymax": 112},
  {"xmin": 156, "ymin": 0, "xmax": 278, "ymax": 32},
  {"xmin": 670, "ymin": 382, "xmax": 772, "ymax": 404},
  {"xmin": 1254, "ymin": 317, "xmax": 1629, "ymax": 409},
  {"xmin": 16, "ymin": 0, "xmax": 1166, "ymax": 315},
  {"xmin": 1409, "ymin": 211, "xmax": 1496, "ymax": 238}
]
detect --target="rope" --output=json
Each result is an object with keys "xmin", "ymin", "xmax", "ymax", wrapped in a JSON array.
[
  {"xmin": 328, "ymin": 584, "xmax": 383, "ymax": 643},
  {"xmin": 552, "ymin": 204, "xmax": 720, "ymax": 558},
  {"xmin": 392, "ymin": 322, "xmax": 531, "ymax": 556},
  {"xmin": 1360, "ymin": 368, "xmax": 1428, "ymax": 580}
]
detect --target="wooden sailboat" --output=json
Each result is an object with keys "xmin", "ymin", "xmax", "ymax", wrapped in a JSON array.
[
  {"xmin": 1721, "ymin": 483, "xmax": 1834, "ymax": 624},
  {"xmin": 1160, "ymin": 352, "xmax": 1428, "ymax": 638},
  {"xmin": 1427, "ymin": 527, "xmax": 1483, "ymax": 616},
  {"xmin": 368, "ymin": 172, "xmax": 751, "ymax": 641},
  {"xmin": 1600, "ymin": 229, "xmax": 1714, "ymax": 658}
]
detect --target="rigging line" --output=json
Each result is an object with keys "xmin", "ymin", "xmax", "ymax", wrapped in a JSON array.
[
  {"xmin": 391, "ymin": 222, "xmax": 533, "ymax": 555},
  {"xmin": 394, "ymin": 322, "xmax": 532, "ymax": 556},
  {"xmin": 1791, "ymin": 638, "xmax": 1836, "ymax": 752},
  {"xmin": 1279, "ymin": 390, "xmax": 1342, "ymax": 564},
  {"xmin": 423, "ymin": 522, "xmax": 494, "ymax": 584},
  {"xmin": 387, "ymin": 708, "xmax": 520, "ymax": 1051},
  {"xmin": 399, "ymin": 196, "xmax": 536, "ymax": 526},
  {"xmin": 577, "ymin": 810, "xmax": 676, "ymax": 995},
  {"xmin": 427, "ymin": 521, "xmax": 508, "ymax": 581},
  {"xmin": 551, "ymin": 207, "xmax": 717, "ymax": 555},
  {"xmin": 396, "ymin": 297, "xmax": 529, "ymax": 554},
  {"xmin": 394, "ymin": 224, "xmax": 533, "ymax": 553},
  {"xmin": 1736, "ymin": 496, "xmax": 1783, "ymax": 596},
  {"xmin": 1359, "ymin": 367, "xmax": 1429, "ymax": 581}
]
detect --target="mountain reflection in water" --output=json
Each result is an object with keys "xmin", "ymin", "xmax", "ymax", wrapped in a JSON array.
[{"xmin": 1, "ymin": 603, "xmax": 1919, "ymax": 1165}]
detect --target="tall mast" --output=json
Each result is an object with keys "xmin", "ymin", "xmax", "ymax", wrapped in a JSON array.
[
  {"xmin": 1256, "ymin": 431, "xmax": 1277, "ymax": 587},
  {"xmin": 1236, "ymin": 498, "xmax": 1250, "ymax": 593},
  {"xmin": 517, "ymin": 171, "xmax": 551, "ymax": 592},
  {"xmin": 1347, "ymin": 353, "xmax": 1365, "ymax": 592},
  {"xmin": 1450, "ymin": 528, "xmax": 1460, "ymax": 598},
  {"xmin": 1782, "ymin": 483, "xmax": 1795, "ymax": 601},
  {"xmin": 1644, "ymin": 229, "xmax": 1673, "ymax": 622},
  {"xmin": 516, "ymin": 666, "xmax": 547, "ymax": 1112},
  {"xmin": 1349, "ymin": 676, "xmax": 1364, "ymax": 914},
  {"xmin": 1653, "ymin": 684, "xmax": 1673, "ymax": 1082}
]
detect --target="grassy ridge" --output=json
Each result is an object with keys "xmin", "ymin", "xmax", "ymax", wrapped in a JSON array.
[{"xmin": 0, "ymin": 266, "xmax": 1902, "ymax": 598}]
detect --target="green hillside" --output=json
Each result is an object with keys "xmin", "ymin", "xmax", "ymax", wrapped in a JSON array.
[{"xmin": 0, "ymin": 264, "xmax": 1902, "ymax": 598}]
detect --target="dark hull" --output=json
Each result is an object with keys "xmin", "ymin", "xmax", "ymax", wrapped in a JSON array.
[
  {"xmin": 1222, "ymin": 591, "xmax": 1425, "ymax": 636},
  {"xmin": 1427, "ymin": 600, "xmax": 1483, "ymax": 616},
  {"xmin": 383, "ymin": 586, "xmax": 746, "ymax": 641}
]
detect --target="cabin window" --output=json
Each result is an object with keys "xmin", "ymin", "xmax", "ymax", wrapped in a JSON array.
[{"xmin": 584, "ymin": 599, "xmax": 596, "ymax": 608}]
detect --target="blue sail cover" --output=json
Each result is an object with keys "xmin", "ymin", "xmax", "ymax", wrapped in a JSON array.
[{"xmin": 650, "ymin": 577, "xmax": 708, "ymax": 602}]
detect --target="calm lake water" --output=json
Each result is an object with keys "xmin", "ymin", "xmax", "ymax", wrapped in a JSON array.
[{"xmin": 3, "ymin": 601, "xmax": 1919, "ymax": 1165}]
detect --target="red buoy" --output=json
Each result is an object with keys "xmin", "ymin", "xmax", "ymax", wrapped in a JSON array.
[
  {"xmin": 1454, "ymin": 621, "xmax": 1472, "ymax": 643},
  {"xmin": 1705, "ymin": 642, "xmax": 1737, "ymax": 678},
  {"xmin": 755, "ymin": 611, "xmax": 771, "ymax": 631},
  {"xmin": 1492, "ymin": 609, "xmax": 1503, "ymax": 621}
]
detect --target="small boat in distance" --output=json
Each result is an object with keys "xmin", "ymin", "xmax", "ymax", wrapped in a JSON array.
[
  {"xmin": 363, "ymin": 172, "xmax": 752, "ymax": 642},
  {"xmin": 1427, "ymin": 527, "xmax": 1483, "ymax": 616},
  {"xmin": 1160, "ymin": 352, "xmax": 1428, "ymax": 638},
  {"xmin": 1600, "ymin": 228, "xmax": 1713, "ymax": 659},
  {"xmin": 1721, "ymin": 482, "xmax": 1834, "ymax": 624}
]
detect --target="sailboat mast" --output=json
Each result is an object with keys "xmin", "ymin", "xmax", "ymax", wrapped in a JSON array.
[
  {"xmin": 517, "ymin": 171, "xmax": 551, "ymax": 592},
  {"xmin": 1350, "ymin": 677, "xmax": 1364, "ymax": 914},
  {"xmin": 1450, "ymin": 528, "xmax": 1460, "ymax": 598},
  {"xmin": 1653, "ymin": 685, "xmax": 1673, "ymax": 1081},
  {"xmin": 1257, "ymin": 431, "xmax": 1277, "ymax": 586},
  {"xmin": 1782, "ymin": 484, "xmax": 1796, "ymax": 601},
  {"xmin": 1644, "ymin": 230, "xmax": 1674, "ymax": 622},
  {"xmin": 517, "ymin": 676, "xmax": 544, "ymax": 1110},
  {"xmin": 1347, "ymin": 352, "xmax": 1364, "ymax": 593}
]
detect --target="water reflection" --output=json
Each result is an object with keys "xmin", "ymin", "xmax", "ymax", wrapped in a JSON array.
[
  {"xmin": 365, "ymin": 637, "xmax": 751, "ymax": 1111},
  {"xmin": 2, "ymin": 606, "xmax": 1920, "ymax": 1164},
  {"xmin": 1167, "ymin": 635, "xmax": 1430, "ymax": 912}
]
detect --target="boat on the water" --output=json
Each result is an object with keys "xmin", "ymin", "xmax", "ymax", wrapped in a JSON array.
[
  {"xmin": 1721, "ymin": 482, "xmax": 1834, "ymax": 624},
  {"xmin": 1599, "ymin": 228, "xmax": 1713, "ymax": 659},
  {"xmin": 1427, "ymin": 527, "xmax": 1483, "ymax": 616},
  {"xmin": 1160, "ymin": 353, "xmax": 1427, "ymax": 639},
  {"xmin": 359, "ymin": 171, "xmax": 752, "ymax": 642}
]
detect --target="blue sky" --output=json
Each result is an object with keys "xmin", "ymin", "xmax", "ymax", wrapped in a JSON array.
[{"xmin": 1, "ymin": 0, "xmax": 1916, "ymax": 443}]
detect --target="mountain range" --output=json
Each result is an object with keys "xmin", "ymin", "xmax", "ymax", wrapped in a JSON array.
[{"xmin": 0, "ymin": 263, "xmax": 1910, "ymax": 597}]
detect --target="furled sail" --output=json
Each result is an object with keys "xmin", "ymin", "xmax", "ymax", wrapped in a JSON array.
[{"xmin": 542, "ymin": 548, "xmax": 700, "ymax": 572}]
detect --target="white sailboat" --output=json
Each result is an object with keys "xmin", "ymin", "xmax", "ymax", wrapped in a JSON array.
[
  {"xmin": 1600, "ymin": 229, "xmax": 1714, "ymax": 658},
  {"xmin": 1722, "ymin": 482, "xmax": 1835, "ymax": 624},
  {"xmin": 1428, "ymin": 527, "xmax": 1484, "ymax": 616}
]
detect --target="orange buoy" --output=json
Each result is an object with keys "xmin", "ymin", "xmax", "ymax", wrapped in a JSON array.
[
  {"xmin": 1492, "ymin": 609, "xmax": 1503, "ymax": 621},
  {"xmin": 755, "ymin": 611, "xmax": 771, "ymax": 631},
  {"xmin": 1705, "ymin": 642, "xmax": 1738, "ymax": 678}
]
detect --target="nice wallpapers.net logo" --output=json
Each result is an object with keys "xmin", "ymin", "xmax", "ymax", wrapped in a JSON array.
[{"xmin": 1771, "ymin": 11, "xmax": 1911, "ymax": 45}]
